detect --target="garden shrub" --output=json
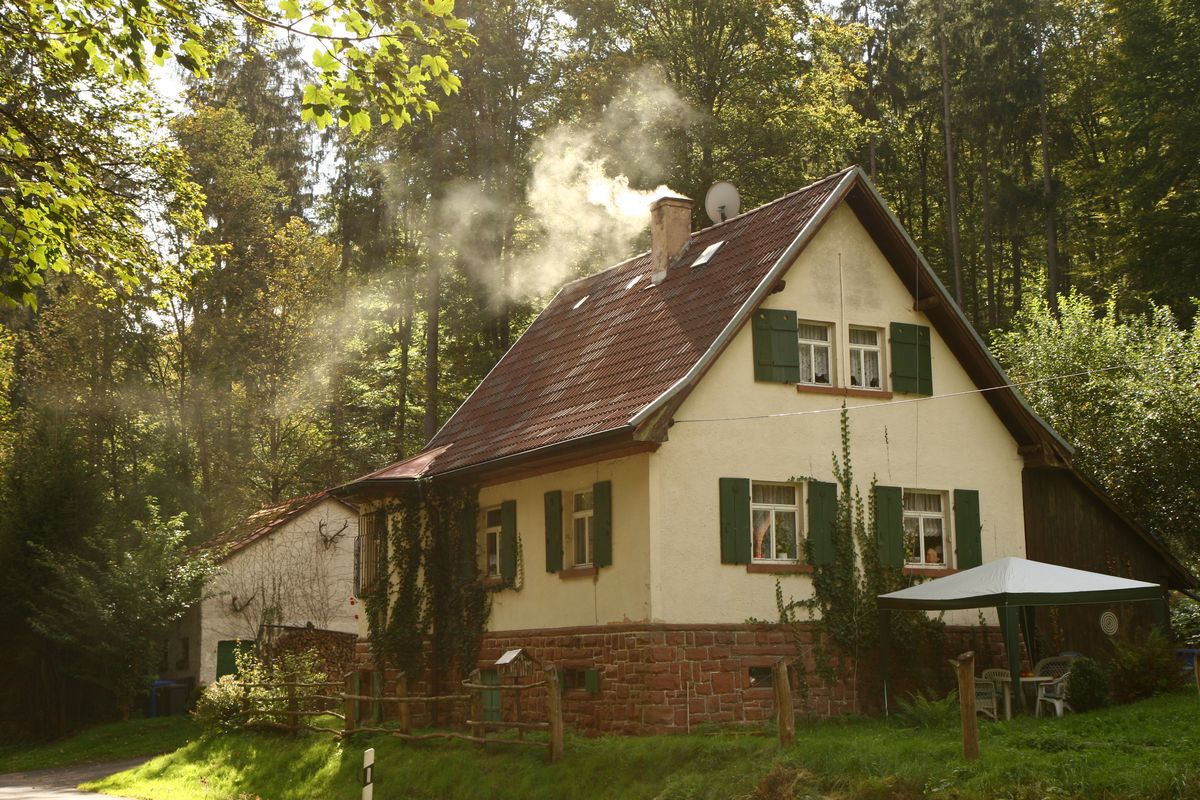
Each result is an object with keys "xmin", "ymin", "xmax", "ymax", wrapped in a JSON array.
[
  {"xmin": 1173, "ymin": 596, "xmax": 1200, "ymax": 647},
  {"xmin": 1064, "ymin": 657, "xmax": 1108, "ymax": 712},
  {"xmin": 1108, "ymin": 628, "xmax": 1184, "ymax": 703},
  {"xmin": 192, "ymin": 647, "xmax": 330, "ymax": 732},
  {"xmin": 893, "ymin": 690, "xmax": 958, "ymax": 729},
  {"xmin": 192, "ymin": 675, "xmax": 245, "ymax": 732}
]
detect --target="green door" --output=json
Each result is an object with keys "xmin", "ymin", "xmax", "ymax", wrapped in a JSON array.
[
  {"xmin": 481, "ymin": 669, "xmax": 501, "ymax": 722},
  {"xmin": 216, "ymin": 640, "xmax": 247, "ymax": 679}
]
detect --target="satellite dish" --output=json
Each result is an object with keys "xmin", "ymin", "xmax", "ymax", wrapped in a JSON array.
[{"xmin": 704, "ymin": 181, "xmax": 741, "ymax": 224}]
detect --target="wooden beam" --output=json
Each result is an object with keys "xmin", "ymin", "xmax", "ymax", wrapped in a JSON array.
[{"xmin": 952, "ymin": 651, "xmax": 980, "ymax": 761}]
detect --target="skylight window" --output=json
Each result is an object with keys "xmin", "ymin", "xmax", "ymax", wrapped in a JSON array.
[
  {"xmin": 625, "ymin": 275, "xmax": 641, "ymax": 290},
  {"xmin": 691, "ymin": 241, "xmax": 724, "ymax": 268},
  {"xmin": 573, "ymin": 295, "xmax": 590, "ymax": 310}
]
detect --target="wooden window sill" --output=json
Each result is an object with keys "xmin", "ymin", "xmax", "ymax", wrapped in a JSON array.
[
  {"xmin": 558, "ymin": 565, "xmax": 599, "ymax": 580},
  {"xmin": 479, "ymin": 576, "xmax": 505, "ymax": 589},
  {"xmin": 903, "ymin": 566, "xmax": 959, "ymax": 577},
  {"xmin": 747, "ymin": 562, "xmax": 813, "ymax": 574},
  {"xmin": 796, "ymin": 384, "xmax": 893, "ymax": 400}
]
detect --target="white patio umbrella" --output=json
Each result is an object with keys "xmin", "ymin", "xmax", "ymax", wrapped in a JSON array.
[{"xmin": 876, "ymin": 557, "xmax": 1164, "ymax": 713}]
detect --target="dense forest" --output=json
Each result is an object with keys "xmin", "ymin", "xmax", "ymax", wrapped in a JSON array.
[{"xmin": 1, "ymin": 0, "xmax": 1198, "ymax": 736}]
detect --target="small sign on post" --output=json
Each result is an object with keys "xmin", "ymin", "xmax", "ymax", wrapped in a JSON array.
[{"xmin": 362, "ymin": 747, "xmax": 375, "ymax": 800}]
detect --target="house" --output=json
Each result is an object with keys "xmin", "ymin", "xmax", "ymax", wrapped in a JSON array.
[
  {"xmin": 163, "ymin": 490, "xmax": 360, "ymax": 687},
  {"xmin": 337, "ymin": 167, "xmax": 1195, "ymax": 733}
]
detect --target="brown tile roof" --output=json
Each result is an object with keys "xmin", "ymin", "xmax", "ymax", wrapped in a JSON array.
[
  {"xmin": 360, "ymin": 169, "xmax": 852, "ymax": 481},
  {"xmin": 197, "ymin": 490, "xmax": 353, "ymax": 561}
]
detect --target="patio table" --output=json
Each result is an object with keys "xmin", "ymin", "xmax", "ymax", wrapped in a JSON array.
[{"xmin": 994, "ymin": 674, "xmax": 1053, "ymax": 720}]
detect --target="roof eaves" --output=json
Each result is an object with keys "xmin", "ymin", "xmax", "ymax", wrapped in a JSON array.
[{"xmin": 629, "ymin": 168, "xmax": 860, "ymax": 428}]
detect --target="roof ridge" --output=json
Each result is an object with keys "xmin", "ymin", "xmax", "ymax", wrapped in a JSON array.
[
  {"xmin": 556, "ymin": 168, "xmax": 856, "ymax": 293},
  {"xmin": 699, "ymin": 166, "xmax": 857, "ymax": 234}
]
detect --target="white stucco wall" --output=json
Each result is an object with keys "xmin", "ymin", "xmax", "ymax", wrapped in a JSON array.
[
  {"xmin": 646, "ymin": 203, "xmax": 1027, "ymax": 626},
  {"xmin": 480, "ymin": 453, "xmax": 652, "ymax": 631},
  {"xmin": 171, "ymin": 498, "xmax": 360, "ymax": 685}
]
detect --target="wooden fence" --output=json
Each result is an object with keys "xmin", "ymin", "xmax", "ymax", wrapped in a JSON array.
[{"xmin": 230, "ymin": 666, "xmax": 564, "ymax": 762}]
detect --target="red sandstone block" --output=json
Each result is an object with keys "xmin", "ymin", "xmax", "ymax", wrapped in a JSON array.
[
  {"xmin": 735, "ymin": 631, "xmax": 756, "ymax": 645},
  {"xmin": 666, "ymin": 632, "xmax": 685, "ymax": 646},
  {"xmin": 714, "ymin": 631, "xmax": 735, "ymax": 645},
  {"xmin": 710, "ymin": 673, "xmax": 735, "ymax": 694},
  {"xmin": 649, "ymin": 646, "xmax": 675, "ymax": 662},
  {"xmin": 641, "ymin": 706, "xmax": 675, "ymax": 725},
  {"xmin": 645, "ymin": 674, "xmax": 680, "ymax": 691},
  {"xmin": 683, "ymin": 647, "xmax": 708, "ymax": 660},
  {"xmin": 693, "ymin": 631, "xmax": 715, "ymax": 646}
]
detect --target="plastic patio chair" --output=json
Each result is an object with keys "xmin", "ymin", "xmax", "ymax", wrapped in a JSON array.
[
  {"xmin": 1036, "ymin": 672, "xmax": 1072, "ymax": 717},
  {"xmin": 974, "ymin": 677, "xmax": 998, "ymax": 721},
  {"xmin": 1033, "ymin": 657, "xmax": 1074, "ymax": 717}
]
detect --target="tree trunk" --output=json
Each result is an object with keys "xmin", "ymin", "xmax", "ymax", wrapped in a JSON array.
[
  {"xmin": 423, "ymin": 253, "xmax": 440, "ymax": 444},
  {"xmin": 1035, "ymin": 0, "xmax": 1060, "ymax": 312},
  {"xmin": 938, "ymin": 0, "xmax": 965, "ymax": 307},
  {"xmin": 981, "ymin": 139, "xmax": 997, "ymax": 329}
]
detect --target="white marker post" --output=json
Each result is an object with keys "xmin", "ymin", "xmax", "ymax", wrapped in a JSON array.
[{"xmin": 362, "ymin": 747, "xmax": 375, "ymax": 800}]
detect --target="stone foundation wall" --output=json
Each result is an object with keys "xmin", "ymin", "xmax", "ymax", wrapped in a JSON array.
[{"xmin": 352, "ymin": 623, "xmax": 1016, "ymax": 735}]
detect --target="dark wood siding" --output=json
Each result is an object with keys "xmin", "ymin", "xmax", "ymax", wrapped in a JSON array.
[{"xmin": 1022, "ymin": 467, "xmax": 1173, "ymax": 659}]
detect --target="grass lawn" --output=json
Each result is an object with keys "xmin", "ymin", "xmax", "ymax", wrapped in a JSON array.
[
  {"xmin": 0, "ymin": 715, "xmax": 200, "ymax": 774},
  {"xmin": 85, "ymin": 692, "xmax": 1200, "ymax": 800}
]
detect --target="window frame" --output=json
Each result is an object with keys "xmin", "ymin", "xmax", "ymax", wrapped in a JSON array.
[
  {"xmin": 848, "ymin": 325, "xmax": 885, "ymax": 391},
  {"xmin": 569, "ymin": 488, "xmax": 595, "ymax": 568},
  {"xmin": 482, "ymin": 506, "xmax": 503, "ymax": 578},
  {"xmin": 749, "ymin": 481, "xmax": 802, "ymax": 563},
  {"xmin": 902, "ymin": 489, "xmax": 951, "ymax": 568},
  {"xmin": 796, "ymin": 320, "xmax": 834, "ymax": 387}
]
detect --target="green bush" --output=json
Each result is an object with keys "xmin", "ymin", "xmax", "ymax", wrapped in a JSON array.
[
  {"xmin": 192, "ymin": 675, "xmax": 245, "ymax": 732},
  {"xmin": 1173, "ymin": 596, "xmax": 1200, "ymax": 647},
  {"xmin": 893, "ymin": 690, "xmax": 958, "ymax": 729},
  {"xmin": 1108, "ymin": 628, "xmax": 1185, "ymax": 704},
  {"xmin": 192, "ymin": 647, "xmax": 330, "ymax": 733},
  {"xmin": 1065, "ymin": 657, "xmax": 1108, "ymax": 712}
]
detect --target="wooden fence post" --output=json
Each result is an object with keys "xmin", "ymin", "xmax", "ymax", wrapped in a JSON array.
[
  {"xmin": 545, "ymin": 667, "xmax": 564, "ymax": 763},
  {"xmin": 343, "ymin": 671, "xmax": 357, "ymax": 736},
  {"xmin": 953, "ymin": 651, "xmax": 980, "ymax": 761},
  {"xmin": 397, "ymin": 673, "xmax": 411, "ymax": 735},
  {"xmin": 773, "ymin": 659, "xmax": 795, "ymax": 748},
  {"xmin": 286, "ymin": 673, "xmax": 298, "ymax": 733},
  {"xmin": 470, "ymin": 680, "xmax": 483, "ymax": 743},
  {"xmin": 372, "ymin": 669, "xmax": 383, "ymax": 724}
]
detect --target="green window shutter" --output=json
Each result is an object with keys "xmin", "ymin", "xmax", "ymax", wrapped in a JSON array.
[
  {"xmin": 889, "ymin": 322, "xmax": 932, "ymax": 395},
  {"xmin": 593, "ymin": 480, "xmax": 613, "ymax": 567},
  {"xmin": 584, "ymin": 668, "xmax": 601, "ymax": 694},
  {"xmin": 806, "ymin": 480, "xmax": 837, "ymax": 566},
  {"xmin": 719, "ymin": 478, "xmax": 752, "ymax": 564},
  {"xmin": 953, "ymin": 489, "xmax": 983, "ymax": 569},
  {"xmin": 874, "ymin": 485, "xmax": 905, "ymax": 568},
  {"xmin": 752, "ymin": 309, "xmax": 801, "ymax": 383},
  {"xmin": 544, "ymin": 490, "xmax": 563, "ymax": 573},
  {"xmin": 500, "ymin": 500, "xmax": 517, "ymax": 582}
]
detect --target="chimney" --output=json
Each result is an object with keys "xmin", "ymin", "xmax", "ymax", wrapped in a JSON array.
[{"xmin": 649, "ymin": 195, "xmax": 693, "ymax": 284}]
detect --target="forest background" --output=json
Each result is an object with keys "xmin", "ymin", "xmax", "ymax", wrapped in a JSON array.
[{"xmin": 2, "ymin": 0, "xmax": 1199, "ymax": 738}]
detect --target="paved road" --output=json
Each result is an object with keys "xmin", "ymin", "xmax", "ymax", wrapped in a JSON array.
[{"xmin": 0, "ymin": 757, "xmax": 149, "ymax": 799}]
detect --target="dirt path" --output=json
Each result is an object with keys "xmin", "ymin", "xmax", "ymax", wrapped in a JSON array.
[{"xmin": 0, "ymin": 757, "xmax": 150, "ymax": 799}]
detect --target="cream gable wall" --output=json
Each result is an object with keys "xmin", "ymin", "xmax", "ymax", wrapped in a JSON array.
[
  {"xmin": 647, "ymin": 203, "xmax": 1026, "ymax": 625},
  {"xmin": 167, "ymin": 498, "xmax": 360, "ymax": 685},
  {"xmin": 479, "ymin": 453, "xmax": 652, "ymax": 631}
]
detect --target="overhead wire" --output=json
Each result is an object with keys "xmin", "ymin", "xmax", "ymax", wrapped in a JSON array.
[{"xmin": 672, "ymin": 359, "xmax": 1167, "ymax": 424}]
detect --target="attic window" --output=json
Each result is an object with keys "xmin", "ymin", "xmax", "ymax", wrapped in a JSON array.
[
  {"xmin": 624, "ymin": 275, "xmax": 641, "ymax": 290},
  {"xmin": 690, "ymin": 241, "xmax": 724, "ymax": 268},
  {"xmin": 573, "ymin": 295, "xmax": 589, "ymax": 310}
]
